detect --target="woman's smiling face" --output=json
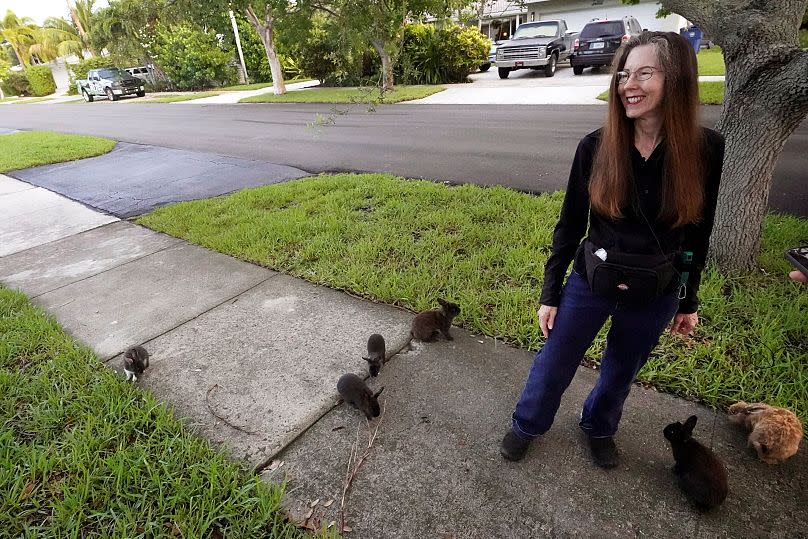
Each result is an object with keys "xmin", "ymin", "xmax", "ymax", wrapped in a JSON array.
[{"xmin": 617, "ymin": 44, "xmax": 665, "ymax": 121}]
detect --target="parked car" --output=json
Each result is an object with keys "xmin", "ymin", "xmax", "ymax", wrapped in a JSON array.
[
  {"xmin": 76, "ymin": 67, "xmax": 146, "ymax": 102},
  {"xmin": 570, "ymin": 16, "xmax": 644, "ymax": 75},
  {"xmin": 494, "ymin": 20, "xmax": 578, "ymax": 79},
  {"xmin": 480, "ymin": 43, "xmax": 498, "ymax": 72},
  {"xmin": 125, "ymin": 66, "xmax": 151, "ymax": 81}
]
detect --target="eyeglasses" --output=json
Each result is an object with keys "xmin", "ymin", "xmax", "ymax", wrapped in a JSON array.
[{"xmin": 616, "ymin": 66, "xmax": 662, "ymax": 84}]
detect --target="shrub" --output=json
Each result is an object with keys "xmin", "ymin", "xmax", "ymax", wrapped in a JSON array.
[
  {"xmin": 67, "ymin": 56, "xmax": 112, "ymax": 95},
  {"xmin": 398, "ymin": 23, "xmax": 490, "ymax": 84},
  {"xmin": 3, "ymin": 71, "xmax": 30, "ymax": 96},
  {"xmin": 153, "ymin": 23, "xmax": 236, "ymax": 90},
  {"xmin": 800, "ymin": 29, "xmax": 808, "ymax": 49},
  {"xmin": 26, "ymin": 66, "xmax": 56, "ymax": 96}
]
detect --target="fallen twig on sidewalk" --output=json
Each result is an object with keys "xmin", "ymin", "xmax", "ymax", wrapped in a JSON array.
[
  {"xmin": 340, "ymin": 404, "xmax": 385, "ymax": 533},
  {"xmin": 205, "ymin": 384, "xmax": 257, "ymax": 434}
]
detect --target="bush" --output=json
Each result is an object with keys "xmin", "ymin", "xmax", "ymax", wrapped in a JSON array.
[
  {"xmin": 67, "ymin": 56, "xmax": 112, "ymax": 95},
  {"xmin": 298, "ymin": 20, "xmax": 378, "ymax": 87},
  {"xmin": 153, "ymin": 23, "xmax": 236, "ymax": 90},
  {"xmin": 800, "ymin": 29, "xmax": 808, "ymax": 49},
  {"xmin": 398, "ymin": 24, "xmax": 490, "ymax": 84},
  {"xmin": 26, "ymin": 66, "xmax": 56, "ymax": 96},
  {"xmin": 2, "ymin": 72, "xmax": 30, "ymax": 96}
]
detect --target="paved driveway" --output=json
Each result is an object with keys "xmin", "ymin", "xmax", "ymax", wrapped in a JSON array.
[
  {"xmin": 409, "ymin": 63, "xmax": 612, "ymax": 104},
  {"xmin": 9, "ymin": 142, "xmax": 310, "ymax": 218}
]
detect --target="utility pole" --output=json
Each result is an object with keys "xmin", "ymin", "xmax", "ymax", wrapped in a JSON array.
[{"xmin": 229, "ymin": 8, "xmax": 249, "ymax": 84}]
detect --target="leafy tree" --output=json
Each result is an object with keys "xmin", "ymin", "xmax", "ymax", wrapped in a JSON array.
[
  {"xmin": 153, "ymin": 22, "xmax": 236, "ymax": 89},
  {"xmin": 336, "ymin": 0, "xmax": 475, "ymax": 91},
  {"xmin": 90, "ymin": 0, "xmax": 173, "ymax": 66},
  {"xmin": 0, "ymin": 54, "xmax": 10, "ymax": 98}
]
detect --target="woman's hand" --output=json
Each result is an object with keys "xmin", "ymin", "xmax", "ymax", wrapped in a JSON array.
[
  {"xmin": 670, "ymin": 312, "xmax": 698, "ymax": 335},
  {"xmin": 538, "ymin": 305, "xmax": 558, "ymax": 339}
]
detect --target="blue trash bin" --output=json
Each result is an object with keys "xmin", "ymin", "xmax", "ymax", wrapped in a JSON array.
[{"xmin": 686, "ymin": 25, "xmax": 702, "ymax": 54}]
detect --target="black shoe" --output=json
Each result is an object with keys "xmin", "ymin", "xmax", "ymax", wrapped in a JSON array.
[
  {"xmin": 588, "ymin": 436, "xmax": 619, "ymax": 468},
  {"xmin": 500, "ymin": 430, "xmax": 531, "ymax": 461}
]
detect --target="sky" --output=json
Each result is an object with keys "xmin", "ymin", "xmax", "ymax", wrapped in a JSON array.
[{"xmin": 1, "ymin": 0, "xmax": 109, "ymax": 25}]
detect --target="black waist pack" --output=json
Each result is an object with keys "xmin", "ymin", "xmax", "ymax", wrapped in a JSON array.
[{"xmin": 583, "ymin": 240, "xmax": 677, "ymax": 305}]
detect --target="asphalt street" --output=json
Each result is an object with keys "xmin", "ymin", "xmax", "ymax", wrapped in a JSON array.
[{"xmin": 2, "ymin": 103, "xmax": 805, "ymax": 216}]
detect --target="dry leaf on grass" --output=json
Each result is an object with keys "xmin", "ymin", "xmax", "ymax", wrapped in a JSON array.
[
  {"xmin": 20, "ymin": 482, "xmax": 36, "ymax": 501},
  {"xmin": 324, "ymin": 499, "xmax": 334, "ymax": 507},
  {"xmin": 343, "ymin": 525, "xmax": 353, "ymax": 532},
  {"xmin": 310, "ymin": 498, "xmax": 320, "ymax": 507},
  {"xmin": 267, "ymin": 460, "xmax": 285, "ymax": 471}
]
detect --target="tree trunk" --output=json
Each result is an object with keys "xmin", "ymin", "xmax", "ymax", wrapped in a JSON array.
[
  {"xmin": 661, "ymin": 0, "xmax": 808, "ymax": 273},
  {"xmin": 370, "ymin": 38, "xmax": 394, "ymax": 92},
  {"xmin": 246, "ymin": 4, "xmax": 286, "ymax": 95}
]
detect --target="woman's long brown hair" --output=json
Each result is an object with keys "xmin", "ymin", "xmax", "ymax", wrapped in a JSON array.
[{"xmin": 589, "ymin": 32, "xmax": 704, "ymax": 228}]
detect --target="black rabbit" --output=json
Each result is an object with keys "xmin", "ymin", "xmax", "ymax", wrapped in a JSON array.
[
  {"xmin": 337, "ymin": 373, "xmax": 384, "ymax": 420},
  {"xmin": 663, "ymin": 415, "xmax": 728, "ymax": 510},
  {"xmin": 363, "ymin": 334, "xmax": 386, "ymax": 377}
]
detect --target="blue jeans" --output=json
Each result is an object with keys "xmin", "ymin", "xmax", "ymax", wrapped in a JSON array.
[{"xmin": 512, "ymin": 270, "xmax": 679, "ymax": 439}]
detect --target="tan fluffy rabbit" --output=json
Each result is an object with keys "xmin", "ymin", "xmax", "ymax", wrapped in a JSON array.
[{"xmin": 728, "ymin": 402, "xmax": 803, "ymax": 464}]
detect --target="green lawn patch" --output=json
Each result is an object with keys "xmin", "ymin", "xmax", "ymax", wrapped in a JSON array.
[
  {"xmin": 219, "ymin": 78, "xmax": 314, "ymax": 91},
  {"xmin": 137, "ymin": 173, "xmax": 808, "ymax": 424},
  {"xmin": 240, "ymin": 85, "xmax": 444, "ymax": 104},
  {"xmin": 0, "ymin": 131, "xmax": 116, "ymax": 173},
  {"xmin": 0, "ymin": 287, "xmax": 331, "ymax": 538},
  {"xmin": 597, "ymin": 81, "xmax": 725, "ymax": 104},
  {"xmin": 143, "ymin": 91, "xmax": 222, "ymax": 103},
  {"xmin": 697, "ymin": 47, "xmax": 726, "ymax": 76},
  {"xmin": 4, "ymin": 97, "xmax": 54, "ymax": 104}
]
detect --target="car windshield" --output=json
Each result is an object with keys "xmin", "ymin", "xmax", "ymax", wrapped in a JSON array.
[
  {"xmin": 512, "ymin": 22, "xmax": 558, "ymax": 39},
  {"xmin": 580, "ymin": 21, "xmax": 624, "ymax": 39},
  {"xmin": 97, "ymin": 68, "xmax": 128, "ymax": 80}
]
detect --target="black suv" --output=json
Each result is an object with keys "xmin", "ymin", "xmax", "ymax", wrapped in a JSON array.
[{"xmin": 570, "ymin": 17, "xmax": 644, "ymax": 75}]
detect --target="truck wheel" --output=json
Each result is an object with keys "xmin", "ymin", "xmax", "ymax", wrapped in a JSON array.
[
  {"xmin": 479, "ymin": 63, "xmax": 491, "ymax": 72},
  {"xmin": 544, "ymin": 53, "xmax": 558, "ymax": 77},
  {"xmin": 136, "ymin": 91, "xmax": 145, "ymax": 97},
  {"xmin": 498, "ymin": 67, "xmax": 511, "ymax": 79},
  {"xmin": 105, "ymin": 87, "xmax": 119, "ymax": 101},
  {"xmin": 573, "ymin": 65, "xmax": 584, "ymax": 75},
  {"xmin": 82, "ymin": 90, "xmax": 93, "ymax": 102}
]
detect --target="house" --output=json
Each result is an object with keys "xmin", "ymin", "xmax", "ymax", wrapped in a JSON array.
[
  {"xmin": 471, "ymin": 0, "xmax": 687, "ymax": 38},
  {"xmin": 521, "ymin": 0, "xmax": 686, "ymax": 34}
]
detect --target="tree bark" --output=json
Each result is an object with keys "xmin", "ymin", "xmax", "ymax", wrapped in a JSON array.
[
  {"xmin": 370, "ymin": 38, "xmax": 394, "ymax": 91},
  {"xmin": 661, "ymin": 0, "xmax": 808, "ymax": 272},
  {"xmin": 246, "ymin": 4, "xmax": 286, "ymax": 95}
]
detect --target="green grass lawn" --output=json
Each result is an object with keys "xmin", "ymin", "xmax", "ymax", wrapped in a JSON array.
[
  {"xmin": 240, "ymin": 85, "xmax": 444, "ymax": 104},
  {"xmin": 0, "ymin": 131, "xmax": 116, "ymax": 173},
  {"xmin": 0, "ymin": 287, "xmax": 332, "ymax": 538},
  {"xmin": 3, "ymin": 97, "xmax": 54, "ymax": 104},
  {"xmin": 138, "ymin": 173, "xmax": 808, "ymax": 424},
  {"xmin": 219, "ymin": 78, "xmax": 314, "ymax": 91},
  {"xmin": 141, "ymin": 91, "xmax": 222, "ymax": 103},
  {"xmin": 597, "ymin": 81, "xmax": 725, "ymax": 104},
  {"xmin": 697, "ymin": 47, "xmax": 726, "ymax": 76}
]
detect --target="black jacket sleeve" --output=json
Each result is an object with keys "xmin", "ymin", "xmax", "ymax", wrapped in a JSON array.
[
  {"xmin": 677, "ymin": 129, "xmax": 725, "ymax": 314},
  {"xmin": 539, "ymin": 136, "xmax": 593, "ymax": 307}
]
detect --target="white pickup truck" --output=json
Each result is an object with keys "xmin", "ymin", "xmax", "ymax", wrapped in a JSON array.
[{"xmin": 76, "ymin": 67, "xmax": 146, "ymax": 102}]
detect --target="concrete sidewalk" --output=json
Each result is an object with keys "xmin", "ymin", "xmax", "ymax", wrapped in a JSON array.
[
  {"xmin": 174, "ymin": 79, "xmax": 322, "ymax": 104},
  {"xmin": 1, "ymin": 174, "xmax": 805, "ymax": 538}
]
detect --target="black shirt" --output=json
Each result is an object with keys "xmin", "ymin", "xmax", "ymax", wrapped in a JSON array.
[{"xmin": 539, "ymin": 127, "xmax": 725, "ymax": 314}]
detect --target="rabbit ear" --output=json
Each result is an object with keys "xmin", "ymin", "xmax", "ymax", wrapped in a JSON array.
[
  {"xmin": 683, "ymin": 415, "xmax": 698, "ymax": 434},
  {"xmin": 373, "ymin": 387, "xmax": 385, "ymax": 398}
]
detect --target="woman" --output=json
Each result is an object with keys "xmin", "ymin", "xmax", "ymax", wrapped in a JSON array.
[{"xmin": 501, "ymin": 32, "xmax": 724, "ymax": 468}]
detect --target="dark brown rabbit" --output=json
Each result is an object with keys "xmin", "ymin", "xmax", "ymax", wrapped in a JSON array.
[
  {"xmin": 363, "ymin": 334, "xmax": 386, "ymax": 377},
  {"xmin": 411, "ymin": 299, "xmax": 461, "ymax": 342},
  {"xmin": 123, "ymin": 345, "xmax": 149, "ymax": 382},
  {"xmin": 663, "ymin": 415, "xmax": 728, "ymax": 510},
  {"xmin": 337, "ymin": 373, "xmax": 384, "ymax": 420}
]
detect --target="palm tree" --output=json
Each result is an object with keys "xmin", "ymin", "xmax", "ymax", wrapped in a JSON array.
[
  {"xmin": 0, "ymin": 10, "xmax": 38, "ymax": 67},
  {"xmin": 32, "ymin": 17, "xmax": 85, "ymax": 61},
  {"xmin": 66, "ymin": 0, "xmax": 97, "ymax": 55}
]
